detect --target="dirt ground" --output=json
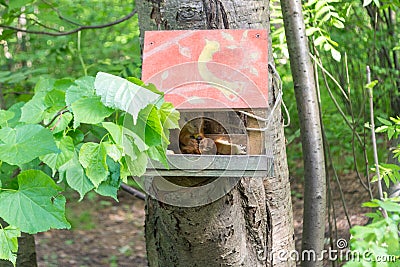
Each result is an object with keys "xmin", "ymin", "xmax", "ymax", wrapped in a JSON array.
[{"xmin": 35, "ymin": 172, "xmax": 372, "ymax": 267}]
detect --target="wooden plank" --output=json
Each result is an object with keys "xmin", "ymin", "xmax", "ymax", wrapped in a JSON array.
[
  {"xmin": 144, "ymin": 169, "xmax": 272, "ymax": 177},
  {"xmin": 246, "ymin": 109, "xmax": 267, "ymax": 155},
  {"xmin": 145, "ymin": 155, "xmax": 274, "ymax": 177},
  {"xmin": 148, "ymin": 155, "xmax": 272, "ymax": 170}
]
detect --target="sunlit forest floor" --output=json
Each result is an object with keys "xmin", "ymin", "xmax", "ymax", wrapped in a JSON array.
[{"xmin": 35, "ymin": 171, "xmax": 371, "ymax": 266}]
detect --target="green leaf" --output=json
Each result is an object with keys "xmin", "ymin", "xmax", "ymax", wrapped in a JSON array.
[
  {"xmin": 126, "ymin": 76, "xmax": 164, "ymax": 96},
  {"xmin": 65, "ymin": 76, "xmax": 95, "ymax": 106},
  {"xmin": 332, "ymin": 19, "xmax": 345, "ymax": 29},
  {"xmin": 125, "ymin": 147, "xmax": 148, "ymax": 177},
  {"xmin": 119, "ymin": 158, "xmax": 130, "ymax": 183},
  {"xmin": 122, "ymin": 117, "xmax": 149, "ymax": 153},
  {"xmin": 94, "ymin": 157, "xmax": 121, "ymax": 201},
  {"xmin": 34, "ymin": 77, "xmax": 55, "ymax": 93},
  {"xmin": 132, "ymin": 104, "xmax": 167, "ymax": 147},
  {"xmin": 315, "ymin": 5, "xmax": 333, "ymax": 20},
  {"xmin": 79, "ymin": 142, "xmax": 109, "ymax": 187},
  {"xmin": 48, "ymin": 112, "xmax": 73, "ymax": 134},
  {"xmin": 375, "ymin": 126, "xmax": 388, "ymax": 133},
  {"xmin": 53, "ymin": 78, "xmax": 75, "ymax": 92},
  {"xmin": 313, "ymin": 35, "xmax": 326, "ymax": 46},
  {"xmin": 40, "ymin": 136, "xmax": 75, "ymax": 175},
  {"xmin": 20, "ymin": 78, "xmax": 57, "ymax": 123},
  {"xmin": 0, "ymin": 170, "xmax": 71, "ymax": 234},
  {"xmin": 331, "ymin": 47, "xmax": 341, "ymax": 62},
  {"xmin": 372, "ymin": 0, "xmax": 380, "ymax": 7},
  {"xmin": 0, "ymin": 110, "xmax": 14, "ymax": 127},
  {"xmin": 102, "ymin": 122, "xmax": 147, "ymax": 160},
  {"xmin": 378, "ymin": 200, "xmax": 400, "ymax": 213},
  {"xmin": 305, "ymin": 27, "xmax": 320, "ymax": 36},
  {"xmin": 147, "ymin": 145, "xmax": 169, "ymax": 169},
  {"xmin": 44, "ymin": 89, "xmax": 66, "ymax": 109},
  {"xmin": 363, "ymin": 0, "xmax": 373, "ymax": 7},
  {"xmin": 103, "ymin": 143, "xmax": 123, "ymax": 162},
  {"xmin": 362, "ymin": 201, "xmax": 380, "ymax": 208},
  {"xmin": 71, "ymin": 96, "xmax": 114, "ymax": 128},
  {"xmin": 102, "ymin": 122, "xmax": 123, "ymax": 145},
  {"xmin": 94, "ymin": 72, "xmax": 161, "ymax": 123},
  {"xmin": 159, "ymin": 102, "xmax": 180, "ymax": 130},
  {"xmin": 388, "ymin": 127, "xmax": 395, "ymax": 139},
  {"xmin": 6, "ymin": 103, "xmax": 24, "ymax": 128},
  {"xmin": 365, "ymin": 80, "xmax": 378, "ymax": 90},
  {"xmin": 19, "ymin": 92, "xmax": 47, "ymax": 123},
  {"xmin": 377, "ymin": 117, "xmax": 392, "ymax": 126},
  {"xmin": 59, "ymin": 155, "xmax": 94, "ymax": 201},
  {"xmin": 0, "ymin": 125, "xmax": 59, "ymax": 166},
  {"xmin": 68, "ymin": 129, "xmax": 84, "ymax": 145},
  {"xmin": 0, "ymin": 225, "xmax": 20, "ymax": 266}
]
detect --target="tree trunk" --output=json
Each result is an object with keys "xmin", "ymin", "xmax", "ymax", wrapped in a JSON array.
[
  {"xmin": 280, "ymin": 1, "xmax": 326, "ymax": 267},
  {"xmin": 137, "ymin": 0, "xmax": 295, "ymax": 266}
]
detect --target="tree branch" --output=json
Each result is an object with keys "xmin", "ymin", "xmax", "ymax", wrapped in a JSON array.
[
  {"xmin": 29, "ymin": 17, "xmax": 61, "ymax": 32},
  {"xmin": 41, "ymin": 0, "xmax": 83, "ymax": 26},
  {"xmin": 0, "ymin": 8, "xmax": 137, "ymax": 36},
  {"xmin": 44, "ymin": 107, "xmax": 69, "ymax": 128},
  {"xmin": 120, "ymin": 183, "xmax": 145, "ymax": 200}
]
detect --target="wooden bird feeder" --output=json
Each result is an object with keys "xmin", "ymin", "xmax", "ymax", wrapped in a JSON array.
[{"xmin": 141, "ymin": 29, "xmax": 273, "ymax": 180}]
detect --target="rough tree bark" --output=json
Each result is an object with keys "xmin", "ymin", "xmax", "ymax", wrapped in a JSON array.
[
  {"xmin": 280, "ymin": 1, "xmax": 326, "ymax": 267},
  {"xmin": 136, "ymin": 0, "xmax": 295, "ymax": 266}
]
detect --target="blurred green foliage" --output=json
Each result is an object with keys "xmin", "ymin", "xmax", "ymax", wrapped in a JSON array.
[
  {"xmin": 271, "ymin": 0, "xmax": 400, "ymax": 178},
  {"xmin": 0, "ymin": 0, "xmax": 141, "ymax": 109}
]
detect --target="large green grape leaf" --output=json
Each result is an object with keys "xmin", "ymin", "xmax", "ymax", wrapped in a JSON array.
[
  {"xmin": 40, "ymin": 136, "xmax": 75, "ymax": 175},
  {"xmin": 94, "ymin": 72, "xmax": 161, "ymax": 123},
  {"xmin": 44, "ymin": 89, "xmax": 66, "ymax": 109},
  {"xmin": 71, "ymin": 96, "xmax": 114, "ymax": 128},
  {"xmin": 68, "ymin": 129, "xmax": 84, "ymax": 145},
  {"xmin": 147, "ymin": 145, "xmax": 169, "ymax": 169},
  {"xmin": 19, "ymin": 92, "xmax": 47, "ymax": 123},
  {"xmin": 0, "ymin": 225, "xmax": 20, "ymax": 266},
  {"xmin": 0, "ymin": 110, "xmax": 14, "ymax": 127},
  {"xmin": 159, "ymin": 102, "xmax": 180, "ymax": 130},
  {"xmin": 59, "ymin": 155, "xmax": 94, "ymax": 201},
  {"xmin": 102, "ymin": 121, "xmax": 148, "ymax": 158},
  {"xmin": 119, "ymin": 157, "xmax": 131, "ymax": 183},
  {"xmin": 102, "ymin": 122, "xmax": 123, "ymax": 145},
  {"xmin": 126, "ymin": 76, "xmax": 164, "ymax": 96},
  {"xmin": 65, "ymin": 76, "xmax": 95, "ymax": 106},
  {"xmin": 79, "ymin": 142, "xmax": 109, "ymax": 187},
  {"xmin": 6, "ymin": 103, "xmax": 24, "ymax": 128},
  {"xmin": 103, "ymin": 143, "xmax": 123, "ymax": 162},
  {"xmin": 133, "ymin": 104, "xmax": 168, "ymax": 147},
  {"xmin": 53, "ymin": 78, "xmax": 75, "ymax": 92},
  {"xmin": 125, "ymin": 147, "xmax": 148, "ymax": 177},
  {"xmin": 20, "ymin": 78, "xmax": 56, "ymax": 124},
  {"xmin": 0, "ymin": 125, "xmax": 59, "ymax": 166},
  {"xmin": 94, "ymin": 157, "xmax": 121, "ymax": 201},
  {"xmin": 0, "ymin": 170, "xmax": 71, "ymax": 234},
  {"xmin": 33, "ymin": 77, "xmax": 55, "ymax": 93}
]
